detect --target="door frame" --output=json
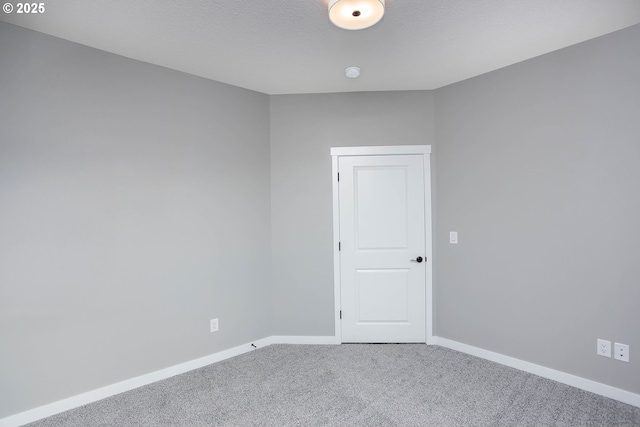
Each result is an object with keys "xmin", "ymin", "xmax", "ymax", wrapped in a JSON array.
[{"xmin": 331, "ymin": 145, "xmax": 434, "ymax": 344}]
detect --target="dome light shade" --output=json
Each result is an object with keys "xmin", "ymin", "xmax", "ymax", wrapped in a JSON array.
[{"xmin": 329, "ymin": 0, "xmax": 385, "ymax": 30}]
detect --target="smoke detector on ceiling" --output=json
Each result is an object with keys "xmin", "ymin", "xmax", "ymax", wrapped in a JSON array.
[{"xmin": 345, "ymin": 67, "xmax": 361, "ymax": 78}]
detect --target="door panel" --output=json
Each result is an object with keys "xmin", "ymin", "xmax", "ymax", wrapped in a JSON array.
[
  {"xmin": 339, "ymin": 155, "xmax": 426, "ymax": 343},
  {"xmin": 356, "ymin": 269, "xmax": 410, "ymax": 322},
  {"xmin": 355, "ymin": 167, "xmax": 408, "ymax": 250}
]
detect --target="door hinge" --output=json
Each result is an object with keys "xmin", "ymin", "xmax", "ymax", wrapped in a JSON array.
[
  {"xmin": 338, "ymin": 242, "xmax": 341, "ymax": 251},
  {"xmin": 340, "ymin": 310, "xmax": 342, "ymax": 319},
  {"xmin": 337, "ymin": 172, "xmax": 340, "ymax": 182}
]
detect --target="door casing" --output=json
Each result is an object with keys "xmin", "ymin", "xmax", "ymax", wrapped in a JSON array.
[{"xmin": 331, "ymin": 145, "xmax": 434, "ymax": 344}]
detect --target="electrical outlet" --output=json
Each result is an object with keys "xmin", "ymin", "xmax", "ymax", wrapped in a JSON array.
[
  {"xmin": 210, "ymin": 318, "xmax": 219, "ymax": 333},
  {"xmin": 597, "ymin": 339, "xmax": 611, "ymax": 357},
  {"xmin": 614, "ymin": 343, "xmax": 629, "ymax": 362}
]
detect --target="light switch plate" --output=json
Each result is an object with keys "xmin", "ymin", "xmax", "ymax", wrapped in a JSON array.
[{"xmin": 449, "ymin": 231, "xmax": 458, "ymax": 244}]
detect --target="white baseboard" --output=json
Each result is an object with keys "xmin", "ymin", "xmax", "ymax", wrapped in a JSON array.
[
  {"xmin": 4, "ymin": 335, "xmax": 638, "ymax": 427},
  {"xmin": 272, "ymin": 335, "xmax": 340, "ymax": 345},
  {"xmin": 0, "ymin": 337, "xmax": 274, "ymax": 427},
  {"xmin": 435, "ymin": 336, "xmax": 640, "ymax": 408}
]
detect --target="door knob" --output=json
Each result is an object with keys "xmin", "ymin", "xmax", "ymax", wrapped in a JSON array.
[{"xmin": 410, "ymin": 256, "xmax": 424, "ymax": 263}]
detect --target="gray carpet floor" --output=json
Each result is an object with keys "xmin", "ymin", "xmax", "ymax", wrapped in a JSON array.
[{"xmin": 26, "ymin": 344, "xmax": 640, "ymax": 426}]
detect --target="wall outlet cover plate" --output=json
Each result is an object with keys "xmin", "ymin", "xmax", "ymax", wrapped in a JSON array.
[
  {"xmin": 614, "ymin": 342, "xmax": 629, "ymax": 362},
  {"xmin": 210, "ymin": 318, "xmax": 219, "ymax": 333},
  {"xmin": 597, "ymin": 339, "xmax": 611, "ymax": 357}
]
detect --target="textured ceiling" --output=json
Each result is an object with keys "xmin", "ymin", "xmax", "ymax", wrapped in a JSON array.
[{"xmin": 2, "ymin": 0, "xmax": 639, "ymax": 94}]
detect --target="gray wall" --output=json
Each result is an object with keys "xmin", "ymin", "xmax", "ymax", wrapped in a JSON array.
[
  {"xmin": 270, "ymin": 91, "xmax": 435, "ymax": 336},
  {"xmin": 0, "ymin": 23, "xmax": 271, "ymax": 418},
  {"xmin": 435, "ymin": 24, "xmax": 640, "ymax": 393}
]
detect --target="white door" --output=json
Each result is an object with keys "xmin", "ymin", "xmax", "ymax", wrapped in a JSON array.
[{"xmin": 338, "ymin": 154, "xmax": 427, "ymax": 343}]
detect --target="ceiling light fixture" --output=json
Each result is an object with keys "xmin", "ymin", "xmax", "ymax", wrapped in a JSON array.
[{"xmin": 328, "ymin": 0, "xmax": 385, "ymax": 31}]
